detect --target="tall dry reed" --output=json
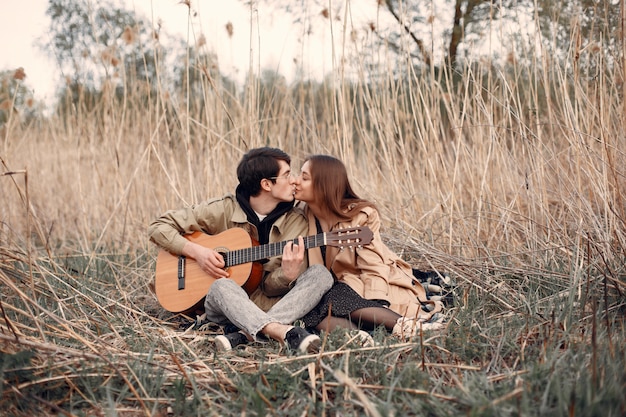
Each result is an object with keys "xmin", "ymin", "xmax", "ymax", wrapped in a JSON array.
[{"xmin": 0, "ymin": 3, "xmax": 624, "ymax": 415}]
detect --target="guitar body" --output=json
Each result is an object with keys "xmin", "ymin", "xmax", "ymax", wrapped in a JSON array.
[
  {"xmin": 154, "ymin": 228, "xmax": 263, "ymax": 313},
  {"xmin": 153, "ymin": 225, "xmax": 373, "ymax": 314}
]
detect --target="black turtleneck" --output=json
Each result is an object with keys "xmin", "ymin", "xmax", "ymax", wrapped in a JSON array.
[{"xmin": 235, "ymin": 185, "xmax": 294, "ymax": 245}]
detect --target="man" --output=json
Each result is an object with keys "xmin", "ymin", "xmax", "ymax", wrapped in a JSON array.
[{"xmin": 148, "ymin": 147, "xmax": 333, "ymax": 353}]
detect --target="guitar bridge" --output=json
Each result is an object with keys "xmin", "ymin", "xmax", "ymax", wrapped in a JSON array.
[{"xmin": 177, "ymin": 255, "xmax": 186, "ymax": 290}]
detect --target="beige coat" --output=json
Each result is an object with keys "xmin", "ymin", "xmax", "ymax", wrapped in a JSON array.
[
  {"xmin": 303, "ymin": 203, "xmax": 437, "ymax": 320},
  {"xmin": 148, "ymin": 194, "xmax": 309, "ymax": 311}
]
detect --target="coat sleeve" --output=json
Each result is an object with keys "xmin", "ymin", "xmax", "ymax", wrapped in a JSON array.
[
  {"xmin": 350, "ymin": 209, "xmax": 394, "ymax": 302},
  {"xmin": 147, "ymin": 198, "xmax": 230, "ymax": 255}
]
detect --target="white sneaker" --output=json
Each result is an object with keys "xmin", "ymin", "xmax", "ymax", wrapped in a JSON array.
[
  {"xmin": 349, "ymin": 330, "xmax": 375, "ymax": 347},
  {"xmin": 392, "ymin": 316, "xmax": 444, "ymax": 339}
]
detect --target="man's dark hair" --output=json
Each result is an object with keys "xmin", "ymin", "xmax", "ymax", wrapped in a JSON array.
[{"xmin": 237, "ymin": 147, "xmax": 291, "ymax": 197}]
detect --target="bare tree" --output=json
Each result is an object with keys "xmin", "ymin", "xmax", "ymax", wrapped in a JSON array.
[
  {"xmin": 43, "ymin": 0, "xmax": 164, "ymax": 100},
  {"xmin": 247, "ymin": 0, "xmax": 522, "ymax": 69}
]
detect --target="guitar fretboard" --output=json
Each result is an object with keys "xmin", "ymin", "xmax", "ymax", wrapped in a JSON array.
[{"xmin": 224, "ymin": 233, "xmax": 325, "ymax": 267}]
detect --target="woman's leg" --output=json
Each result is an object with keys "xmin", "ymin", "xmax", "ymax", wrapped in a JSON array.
[
  {"xmin": 313, "ymin": 307, "xmax": 401, "ymax": 333},
  {"xmin": 314, "ymin": 316, "xmax": 358, "ymax": 333},
  {"xmin": 351, "ymin": 307, "xmax": 445, "ymax": 337},
  {"xmin": 348, "ymin": 307, "xmax": 401, "ymax": 331}
]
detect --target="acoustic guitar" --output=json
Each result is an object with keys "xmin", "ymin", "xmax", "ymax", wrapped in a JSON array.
[{"xmin": 154, "ymin": 226, "xmax": 373, "ymax": 313}]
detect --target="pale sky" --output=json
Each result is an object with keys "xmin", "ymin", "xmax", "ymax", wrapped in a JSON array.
[
  {"xmin": 1, "ymin": 0, "xmax": 54, "ymax": 101},
  {"xmin": 0, "ymin": 0, "xmax": 343, "ymax": 106},
  {"xmin": 1, "ymin": 0, "xmax": 526, "ymax": 108}
]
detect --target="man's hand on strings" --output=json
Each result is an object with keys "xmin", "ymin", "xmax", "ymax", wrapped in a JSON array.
[{"xmin": 281, "ymin": 236, "xmax": 305, "ymax": 281}]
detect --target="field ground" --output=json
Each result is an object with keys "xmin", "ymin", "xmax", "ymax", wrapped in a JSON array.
[{"xmin": 1, "ymin": 53, "xmax": 625, "ymax": 415}]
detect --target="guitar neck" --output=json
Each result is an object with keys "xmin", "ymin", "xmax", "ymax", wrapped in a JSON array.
[{"xmin": 224, "ymin": 233, "xmax": 325, "ymax": 267}]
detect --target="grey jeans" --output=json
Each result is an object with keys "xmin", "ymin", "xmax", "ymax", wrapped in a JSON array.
[{"xmin": 203, "ymin": 264, "xmax": 333, "ymax": 339}]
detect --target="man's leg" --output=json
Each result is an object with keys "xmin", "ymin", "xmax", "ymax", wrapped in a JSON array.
[
  {"xmin": 205, "ymin": 279, "xmax": 318, "ymax": 349},
  {"xmin": 204, "ymin": 279, "xmax": 275, "ymax": 340},
  {"xmin": 208, "ymin": 272, "xmax": 325, "ymax": 353},
  {"xmin": 266, "ymin": 264, "xmax": 334, "ymax": 324}
]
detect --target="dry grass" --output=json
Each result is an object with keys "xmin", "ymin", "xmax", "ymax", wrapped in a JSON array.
[{"xmin": 1, "ymin": 6, "xmax": 625, "ymax": 416}]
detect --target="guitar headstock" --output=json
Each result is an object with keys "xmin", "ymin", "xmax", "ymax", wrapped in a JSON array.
[{"xmin": 325, "ymin": 226, "xmax": 373, "ymax": 248}]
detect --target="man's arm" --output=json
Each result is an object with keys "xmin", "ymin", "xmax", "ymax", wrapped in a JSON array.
[
  {"xmin": 181, "ymin": 240, "xmax": 229, "ymax": 278},
  {"xmin": 261, "ymin": 236, "xmax": 307, "ymax": 297},
  {"xmin": 148, "ymin": 207, "xmax": 197, "ymax": 254},
  {"xmin": 260, "ymin": 213, "xmax": 309, "ymax": 297},
  {"xmin": 148, "ymin": 197, "xmax": 233, "ymax": 279}
]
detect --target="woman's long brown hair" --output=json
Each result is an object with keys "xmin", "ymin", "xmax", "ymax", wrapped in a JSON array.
[{"xmin": 306, "ymin": 155, "xmax": 374, "ymax": 222}]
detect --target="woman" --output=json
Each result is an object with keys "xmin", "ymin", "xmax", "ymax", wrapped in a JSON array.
[{"xmin": 294, "ymin": 155, "xmax": 444, "ymax": 339}]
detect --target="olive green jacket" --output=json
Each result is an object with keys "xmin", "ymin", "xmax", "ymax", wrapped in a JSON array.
[{"xmin": 148, "ymin": 194, "xmax": 309, "ymax": 311}]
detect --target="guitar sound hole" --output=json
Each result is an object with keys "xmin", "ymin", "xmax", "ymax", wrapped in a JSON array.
[{"xmin": 216, "ymin": 250, "xmax": 229, "ymax": 272}]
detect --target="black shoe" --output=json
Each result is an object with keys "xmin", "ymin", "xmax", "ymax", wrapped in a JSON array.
[
  {"xmin": 412, "ymin": 269, "xmax": 456, "ymax": 306},
  {"xmin": 214, "ymin": 331, "xmax": 249, "ymax": 352},
  {"xmin": 284, "ymin": 327, "xmax": 320, "ymax": 354}
]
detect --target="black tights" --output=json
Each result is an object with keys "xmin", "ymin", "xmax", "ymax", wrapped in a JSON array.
[{"xmin": 314, "ymin": 307, "xmax": 401, "ymax": 334}]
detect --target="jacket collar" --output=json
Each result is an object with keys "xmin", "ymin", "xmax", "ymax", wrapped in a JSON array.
[{"xmin": 234, "ymin": 185, "xmax": 294, "ymax": 244}]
